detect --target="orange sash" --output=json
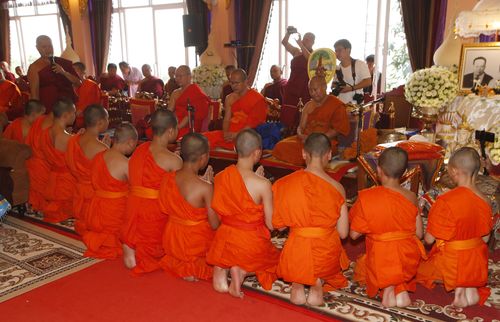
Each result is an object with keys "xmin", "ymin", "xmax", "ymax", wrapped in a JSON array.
[
  {"xmin": 130, "ymin": 186, "xmax": 159, "ymax": 199},
  {"xmin": 436, "ymin": 237, "xmax": 484, "ymax": 251},
  {"xmin": 169, "ymin": 216, "xmax": 206, "ymax": 226},
  {"xmin": 94, "ymin": 190, "xmax": 128, "ymax": 199},
  {"xmin": 290, "ymin": 227, "xmax": 334, "ymax": 238},
  {"xmin": 221, "ymin": 216, "xmax": 264, "ymax": 231},
  {"xmin": 369, "ymin": 230, "xmax": 427, "ymax": 259}
]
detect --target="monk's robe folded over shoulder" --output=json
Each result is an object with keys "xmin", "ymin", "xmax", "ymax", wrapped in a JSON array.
[
  {"xmin": 25, "ymin": 116, "xmax": 50, "ymax": 211},
  {"xmin": 350, "ymin": 186, "xmax": 425, "ymax": 298},
  {"xmin": 83, "ymin": 151, "xmax": 128, "ymax": 259},
  {"xmin": 3, "ymin": 118, "xmax": 24, "ymax": 143},
  {"xmin": 272, "ymin": 95, "xmax": 350, "ymax": 166},
  {"xmin": 65, "ymin": 134, "xmax": 94, "ymax": 234},
  {"xmin": 121, "ymin": 142, "xmax": 168, "ymax": 274},
  {"xmin": 273, "ymin": 170, "xmax": 349, "ymax": 290},
  {"xmin": 206, "ymin": 165, "xmax": 279, "ymax": 289},
  {"xmin": 0, "ymin": 80, "xmax": 22, "ymax": 113},
  {"xmin": 416, "ymin": 187, "xmax": 492, "ymax": 305},
  {"xmin": 39, "ymin": 57, "xmax": 78, "ymax": 113},
  {"xmin": 174, "ymin": 83, "xmax": 210, "ymax": 138},
  {"xmin": 141, "ymin": 77, "xmax": 164, "ymax": 98},
  {"xmin": 40, "ymin": 128, "xmax": 76, "ymax": 223},
  {"xmin": 159, "ymin": 172, "xmax": 214, "ymax": 280},
  {"xmin": 100, "ymin": 75, "xmax": 126, "ymax": 92},
  {"xmin": 75, "ymin": 79, "xmax": 101, "ymax": 129},
  {"xmin": 204, "ymin": 89, "xmax": 267, "ymax": 150},
  {"xmin": 263, "ymin": 79, "xmax": 287, "ymax": 104}
]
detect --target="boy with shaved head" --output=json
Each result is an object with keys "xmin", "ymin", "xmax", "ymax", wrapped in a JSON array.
[
  {"xmin": 417, "ymin": 147, "xmax": 492, "ymax": 308},
  {"xmin": 3, "ymin": 99, "xmax": 45, "ymax": 143},
  {"xmin": 159, "ymin": 133, "xmax": 219, "ymax": 281},
  {"xmin": 350, "ymin": 147, "xmax": 425, "ymax": 308},
  {"xmin": 272, "ymin": 133, "xmax": 349, "ymax": 306},
  {"xmin": 83, "ymin": 123, "xmax": 138, "ymax": 259},
  {"xmin": 207, "ymin": 129, "xmax": 280, "ymax": 298},
  {"xmin": 66, "ymin": 104, "xmax": 110, "ymax": 234},
  {"xmin": 122, "ymin": 109, "xmax": 183, "ymax": 274}
]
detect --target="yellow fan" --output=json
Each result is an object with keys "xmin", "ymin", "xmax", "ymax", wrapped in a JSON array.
[{"xmin": 307, "ymin": 48, "xmax": 336, "ymax": 84}]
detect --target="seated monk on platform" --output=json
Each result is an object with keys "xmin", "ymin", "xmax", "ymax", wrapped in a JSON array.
[
  {"xmin": 40, "ymin": 99, "xmax": 77, "ymax": 223},
  {"xmin": 272, "ymin": 76, "xmax": 350, "ymax": 166},
  {"xmin": 220, "ymin": 65, "xmax": 236, "ymax": 106},
  {"xmin": 261, "ymin": 65, "xmax": 287, "ymax": 104},
  {"xmin": 204, "ymin": 69, "xmax": 268, "ymax": 150},
  {"xmin": 159, "ymin": 133, "xmax": 220, "ymax": 281},
  {"xmin": 72, "ymin": 62, "xmax": 102, "ymax": 129},
  {"xmin": 416, "ymin": 147, "xmax": 493, "ymax": 308},
  {"xmin": 350, "ymin": 147, "xmax": 425, "ymax": 308},
  {"xmin": 164, "ymin": 66, "xmax": 179, "ymax": 98},
  {"xmin": 273, "ymin": 133, "xmax": 349, "ymax": 306},
  {"xmin": 3, "ymin": 100, "xmax": 45, "ymax": 143},
  {"xmin": 137, "ymin": 64, "xmax": 164, "ymax": 98},
  {"xmin": 99, "ymin": 63, "xmax": 127, "ymax": 95},
  {"xmin": 28, "ymin": 35, "xmax": 81, "ymax": 113},
  {"xmin": 83, "ymin": 123, "xmax": 138, "ymax": 259},
  {"xmin": 168, "ymin": 65, "xmax": 210, "ymax": 139},
  {"xmin": 0, "ymin": 70, "xmax": 22, "ymax": 114},
  {"xmin": 66, "ymin": 104, "xmax": 110, "ymax": 235},
  {"xmin": 207, "ymin": 129, "xmax": 280, "ymax": 298},
  {"xmin": 121, "ymin": 109, "xmax": 183, "ymax": 274}
]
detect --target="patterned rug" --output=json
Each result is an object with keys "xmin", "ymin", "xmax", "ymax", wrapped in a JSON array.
[{"xmin": 0, "ymin": 216, "xmax": 99, "ymax": 303}]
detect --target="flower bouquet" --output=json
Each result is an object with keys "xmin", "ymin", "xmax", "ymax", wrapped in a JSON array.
[{"xmin": 192, "ymin": 64, "xmax": 227, "ymax": 99}]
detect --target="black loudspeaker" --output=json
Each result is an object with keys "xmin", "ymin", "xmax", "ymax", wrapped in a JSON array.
[{"xmin": 183, "ymin": 14, "xmax": 204, "ymax": 48}]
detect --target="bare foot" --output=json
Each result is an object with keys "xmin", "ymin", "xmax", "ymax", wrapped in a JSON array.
[
  {"xmin": 183, "ymin": 276, "xmax": 198, "ymax": 282},
  {"xmin": 122, "ymin": 244, "xmax": 136, "ymax": 269},
  {"xmin": 229, "ymin": 266, "xmax": 246, "ymax": 298},
  {"xmin": 465, "ymin": 287, "xmax": 479, "ymax": 307},
  {"xmin": 396, "ymin": 291, "xmax": 411, "ymax": 307},
  {"xmin": 213, "ymin": 266, "xmax": 229, "ymax": 293},
  {"xmin": 307, "ymin": 279, "xmax": 324, "ymax": 306},
  {"xmin": 452, "ymin": 287, "xmax": 468, "ymax": 308},
  {"xmin": 382, "ymin": 286, "xmax": 396, "ymax": 308},
  {"xmin": 290, "ymin": 283, "xmax": 306, "ymax": 305}
]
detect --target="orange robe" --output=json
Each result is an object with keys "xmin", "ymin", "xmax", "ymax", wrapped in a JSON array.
[
  {"xmin": 272, "ymin": 170, "xmax": 349, "ymax": 290},
  {"xmin": 349, "ymin": 186, "xmax": 425, "ymax": 297},
  {"xmin": 174, "ymin": 83, "xmax": 210, "ymax": 139},
  {"xmin": 65, "ymin": 134, "xmax": 94, "ymax": 234},
  {"xmin": 0, "ymin": 80, "xmax": 22, "ymax": 113},
  {"xmin": 121, "ymin": 142, "xmax": 167, "ymax": 274},
  {"xmin": 40, "ymin": 128, "xmax": 76, "ymax": 222},
  {"xmin": 3, "ymin": 117, "xmax": 24, "ymax": 143},
  {"xmin": 204, "ymin": 89, "xmax": 267, "ymax": 150},
  {"xmin": 25, "ymin": 116, "xmax": 50, "ymax": 211},
  {"xmin": 206, "ymin": 165, "xmax": 279, "ymax": 289},
  {"xmin": 416, "ymin": 187, "xmax": 492, "ymax": 305},
  {"xmin": 272, "ymin": 95, "xmax": 350, "ymax": 166},
  {"xmin": 83, "ymin": 151, "xmax": 128, "ymax": 259},
  {"xmin": 75, "ymin": 79, "xmax": 101, "ymax": 129},
  {"xmin": 158, "ymin": 172, "xmax": 214, "ymax": 280}
]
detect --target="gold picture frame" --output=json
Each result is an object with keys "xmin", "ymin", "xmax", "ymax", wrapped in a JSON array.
[{"xmin": 458, "ymin": 42, "xmax": 500, "ymax": 92}]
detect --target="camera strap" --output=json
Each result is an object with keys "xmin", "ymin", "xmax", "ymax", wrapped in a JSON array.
[{"xmin": 335, "ymin": 58, "xmax": 357, "ymax": 85}]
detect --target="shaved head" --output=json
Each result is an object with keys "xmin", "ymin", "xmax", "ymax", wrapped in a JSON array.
[
  {"xmin": 151, "ymin": 108, "xmax": 177, "ymax": 136},
  {"xmin": 235, "ymin": 129, "xmax": 262, "ymax": 157},
  {"xmin": 304, "ymin": 133, "xmax": 331, "ymax": 157},
  {"xmin": 448, "ymin": 147, "xmax": 481, "ymax": 177},
  {"xmin": 231, "ymin": 68, "xmax": 247, "ymax": 81},
  {"xmin": 36, "ymin": 35, "xmax": 51, "ymax": 46},
  {"xmin": 25, "ymin": 99, "xmax": 45, "ymax": 116},
  {"xmin": 309, "ymin": 75, "xmax": 327, "ymax": 87},
  {"xmin": 84, "ymin": 104, "xmax": 108, "ymax": 128},
  {"xmin": 181, "ymin": 133, "xmax": 209, "ymax": 163},
  {"xmin": 378, "ymin": 147, "xmax": 408, "ymax": 178},
  {"xmin": 177, "ymin": 65, "xmax": 191, "ymax": 75},
  {"xmin": 114, "ymin": 123, "xmax": 138, "ymax": 143},
  {"xmin": 52, "ymin": 98, "xmax": 75, "ymax": 118}
]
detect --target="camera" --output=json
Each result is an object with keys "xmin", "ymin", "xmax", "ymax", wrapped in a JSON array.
[
  {"xmin": 287, "ymin": 26, "xmax": 298, "ymax": 34},
  {"xmin": 331, "ymin": 81, "xmax": 345, "ymax": 97}
]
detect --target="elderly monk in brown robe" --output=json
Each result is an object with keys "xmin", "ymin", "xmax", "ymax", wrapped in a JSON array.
[
  {"xmin": 220, "ymin": 65, "xmax": 236, "ymax": 106},
  {"xmin": 261, "ymin": 65, "xmax": 287, "ymax": 104},
  {"xmin": 272, "ymin": 76, "xmax": 350, "ymax": 166},
  {"xmin": 99, "ymin": 63, "xmax": 127, "ymax": 95},
  {"xmin": 137, "ymin": 64, "xmax": 164, "ymax": 98},
  {"xmin": 164, "ymin": 66, "xmax": 179, "ymax": 97},
  {"xmin": 28, "ymin": 35, "xmax": 81, "ymax": 113}
]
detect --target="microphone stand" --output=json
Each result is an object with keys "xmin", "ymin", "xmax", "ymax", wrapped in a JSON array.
[{"xmin": 187, "ymin": 99, "xmax": 195, "ymax": 133}]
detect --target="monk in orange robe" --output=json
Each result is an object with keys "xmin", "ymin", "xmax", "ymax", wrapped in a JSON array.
[
  {"xmin": 272, "ymin": 76, "xmax": 350, "ymax": 166},
  {"xmin": 121, "ymin": 109, "xmax": 183, "ymax": 274},
  {"xmin": 40, "ymin": 99, "xmax": 77, "ymax": 222},
  {"xmin": 350, "ymin": 147, "xmax": 425, "ymax": 308},
  {"xmin": 159, "ymin": 133, "xmax": 220, "ymax": 281},
  {"xmin": 207, "ymin": 129, "xmax": 280, "ymax": 298},
  {"xmin": 3, "ymin": 100, "xmax": 45, "ymax": 143},
  {"xmin": 272, "ymin": 133, "xmax": 349, "ymax": 306},
  {"xmin": 72, "ymin": 62, "xmax": 102, "ymax": 129},
  {"xmin": 0, "ymin": 73, "xmax": 22, "ymax": 114},
  {"xmin": 168, "ymin": 65, "xmax": 210, "ymax": 138},
  {"xmin": 137, "ymin": 64, "xmax": 164, "ymax": 98},
  {"xmin": 83, "ymin": 124, "xmax": 138, "ymax": 259},
  {"xmin": 416, "ymin": 147, "xmax": 493, "ymax": 308},
  {"xmin": 204, "ymin": 69, "xmax": 268, "ymax": 150},
  {"xmin": 66, "ymin": 104, "xmax": 110, "ymax": 234}
]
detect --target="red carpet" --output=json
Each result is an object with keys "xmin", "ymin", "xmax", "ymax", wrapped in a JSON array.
[{"xmin": 2, "ymin": 259, "xmax": 337, "ymax": 322}]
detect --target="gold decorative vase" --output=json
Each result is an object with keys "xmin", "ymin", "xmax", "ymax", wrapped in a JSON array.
[{"xmin": 415, "ymin": 106, "xmax": 439, "ymax": 142}]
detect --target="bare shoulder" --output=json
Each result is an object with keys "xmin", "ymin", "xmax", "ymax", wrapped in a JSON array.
[
  {"xmin": 328, "ymin": 177, "xmax": 346, "ymax": 198},
  {"xmin": 158, "ymin": 150, "xmax": 183, "ymax": 171},
  {"xmin": 302, "ymin": 101, "xmax": 314, "ymax": 114},
  {"xmin": 225, "ymin": 93, "xmax": 238, "ymax": 106},
  {"xmin": 87, "ymin": 140, "xmax": 108, "ymax": 159},
  {"xmin": 171, "ymin": 88, "xmax": 182, "ymax": 99},
  {"xmin": 400, "ymin": 188, "xmax": 418, "ymax": 206},
  {"xmin": 251, "ymin": 173, "xmax": 272, "ymax": 193}
]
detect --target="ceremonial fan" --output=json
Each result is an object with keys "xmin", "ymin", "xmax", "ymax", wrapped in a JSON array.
[{"xmin": 307, "ymin": 48, "xmax": 336, "ymax": 83}]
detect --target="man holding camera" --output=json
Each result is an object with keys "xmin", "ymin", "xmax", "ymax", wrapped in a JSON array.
[{"xmin": 331, "ymin": 39, "xmax": 371, "ymax": 104}]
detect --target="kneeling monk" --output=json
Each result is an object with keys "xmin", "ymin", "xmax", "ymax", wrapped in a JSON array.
[
  {"xmin": 207, "ymin": 129, "xmax": 280, "ymax": 298},
  {"xmin": 83, "ymin": 123, "xmax": 138, "ymax": 259},
  {"xmin": 3, "ymin": 99, "xmax": 45, "ymax": 143},
  {"xmin": 272, "ymin": 76, "xmax": 350, "ymax": 166},
  {"xmin": 121, "ymin": 109, "xmax": 183, "ymax": 274},
  {"xmin": 159, "ymin": 133, "xmax": 220, "ymax": 281},
  {"xmin": 204, "ymin": 69, "xmax": 268, "ymax": 150}
]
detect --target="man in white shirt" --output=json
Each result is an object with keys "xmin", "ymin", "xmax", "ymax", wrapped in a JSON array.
[
  {"xmin": 119, "ymin": 61, "xmax": 143, "ymax": 97},
  {"xmin": 331, "ymin": 39, "xmax": 371, "ymax": 104}
]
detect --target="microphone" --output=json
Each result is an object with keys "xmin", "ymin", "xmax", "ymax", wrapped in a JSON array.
[{"xmin": 49, "ymin": 56, "xmax": 56, "ymax": 66}]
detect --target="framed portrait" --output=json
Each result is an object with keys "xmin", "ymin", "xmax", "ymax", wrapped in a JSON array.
[{"xmin": 458, "ymin": 42, "xmax": 500, "ymax": 92}]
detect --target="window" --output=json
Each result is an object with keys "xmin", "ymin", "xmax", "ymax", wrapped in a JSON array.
[{"xmin": 8, "ymin": 0, "xmax": 65, "ymax": 72}]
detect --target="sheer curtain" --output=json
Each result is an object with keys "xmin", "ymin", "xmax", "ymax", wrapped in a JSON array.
[{"xmin": 88, "ymin": 0, "xmax": 112, "ymax": 76}]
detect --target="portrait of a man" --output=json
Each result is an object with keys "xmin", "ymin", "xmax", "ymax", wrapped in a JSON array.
[{"xmin": 462, "ymin": 56, "xmax": 493, "ymax": 88}]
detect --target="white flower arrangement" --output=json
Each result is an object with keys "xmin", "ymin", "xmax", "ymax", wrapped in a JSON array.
[
  {"xmin": 405, "ymin": 66, "xmax": 458, "ymax": 114},
  {"xmin": 192, "ymin": 64, "xmax": 226, "ymax": 88}
]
